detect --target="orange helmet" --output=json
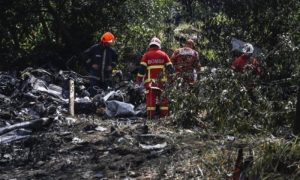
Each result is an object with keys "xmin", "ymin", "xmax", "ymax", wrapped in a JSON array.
[{"xmin": 100, "ymin": 32, "xmax": 115, "ymax": 43}]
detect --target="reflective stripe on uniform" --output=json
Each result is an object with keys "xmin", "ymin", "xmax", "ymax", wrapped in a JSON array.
[
  {"xmin": 144, "ymin": 79, "xmax": 151, "ymax": 83},
  {"xmin": 140, "ymin": 62, "xmax": 147, "ymax": 67},
  {"xmin": 147, "ymin": 65, "xmax": 164, "ymax": 70},
  {"xmin": 160, "ymin": 106, "xmax": 169, "ymax": 110},
  {"xmin": 145, "ymin": 65, "xmax": 166, "ymax": 83},
  {"xmin": 161, "ymin": 68, "xmax": 167, "ymax": 82},
  {"xmin": 101, "ymin": 49, "xmax": 107, "ymax": 81},
  {"xmin": 144, "ymin": 78, "xmax": 167, "ymax": 83},
  {"xmin": 137, "ymin": 73, "xmax": 144, "ymax": 77},
  {"xmin": 147, "ymin": 107, "xmax": 156, "ymax": 111}
]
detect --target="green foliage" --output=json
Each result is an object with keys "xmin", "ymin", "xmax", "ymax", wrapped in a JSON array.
[
  {"xmin": 162, "ymin": 0, "xmax": 299, "ymax": 134},
  {"xmin": 165, "ymin": 67, "xmax": 297, "ymax": 133},
  {"xmin": 0, "ymin": 1, "xmax": 298, "ymax": 130},
  {"xmin": 1, "ymin": 0, "xmax": 299, "ymax": 72},
  {"xmin": 0, "ymin": 0, "xmax": 298, "ymax": 129},
  {"xmin": 116, "ymin": 0, "xmax": 174, "ymax": 61},
  {"xmin": 0, "ymin": 1, "xmax": 299, "ymax": 178},
  {"xmin": 0, "ymin": 0, "xmax": 174, "ymax": 69},
  {"xmin": 247, "ymin": 139, "xmax": 300, "ymax": 179}
]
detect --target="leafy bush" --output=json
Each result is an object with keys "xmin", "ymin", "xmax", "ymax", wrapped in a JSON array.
[
  {"xmin": 247, "ymin": 139, "xmax": 300, "ymax": 179},
  {"xmin": 165, "ymin": 66, "xmax": 297, "ymax": 133}
]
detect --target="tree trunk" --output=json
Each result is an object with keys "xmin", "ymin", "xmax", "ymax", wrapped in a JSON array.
[{"xmin": 293, "ymin": 86, "xmax": 300, "ymax": 134}]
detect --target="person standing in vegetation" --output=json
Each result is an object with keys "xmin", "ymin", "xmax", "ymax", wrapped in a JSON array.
[
  {"xmin": 232, "ymin": 43, "xmax": 261, "ymax": 102},
  {"xmin": 171, "ymin": 39, "xmax": 200, "ymax": 84},
  {"xmin": 231, "ymin": 43, "xmax": 261, "ymax": 74},
  {"xmin": 82, "ymin": 32, "xmax": 118, "ymax": 93},
  {"xmin": 136, "ymin": 37, "xmax": 175, "ymax": 119}
]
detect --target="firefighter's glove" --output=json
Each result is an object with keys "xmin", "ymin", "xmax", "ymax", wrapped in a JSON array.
[
  {"xmin": 133, "ymin": 81, "xmax": 142, "ymax": 92},
  {"xmin": 134, "ymin": 82, "xmax": 142, "ymax": 89}
]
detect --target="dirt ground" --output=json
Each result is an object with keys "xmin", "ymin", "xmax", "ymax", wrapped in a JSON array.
[{"xmin": 4, "ymin": 114, "xmax": 289, "ymax": 179}]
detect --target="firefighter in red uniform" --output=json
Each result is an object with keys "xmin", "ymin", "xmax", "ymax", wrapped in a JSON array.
[
  {"xmin": 136, "ymin": 37, "xmax": 175, "ymax": 119},
  {"xmin": 171, "ymin": 39, "xmax": 200, "ymax": 84},
  {"xmin": 232, "ymin": 43, "xmax": 261, "ymax": 102},
  {"xmin": 231, "ymin": 43, "xmax": 261, "ymax": 74}
]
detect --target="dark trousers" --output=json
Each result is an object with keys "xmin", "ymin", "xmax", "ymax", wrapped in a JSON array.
[{"xmin": 89, "ymin": 69, "xmax": 111, "ymax": 95}]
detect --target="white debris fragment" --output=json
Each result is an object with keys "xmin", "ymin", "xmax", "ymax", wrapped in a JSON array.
[{"xmin": 139, "ymin": 142, "xmax": 167, "ymax": 150}]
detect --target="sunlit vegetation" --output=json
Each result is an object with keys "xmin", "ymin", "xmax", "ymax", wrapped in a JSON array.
[{"xmin": 0, "ymin": 0, "xmax": 299, "ymax": 178}]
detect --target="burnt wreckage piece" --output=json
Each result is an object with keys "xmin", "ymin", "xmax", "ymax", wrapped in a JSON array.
[{"xmin": 0, "ymin": 68, "xmax": 146, "ymax": 144}]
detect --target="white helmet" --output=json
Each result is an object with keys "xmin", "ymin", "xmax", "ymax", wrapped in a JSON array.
[
  {"xmin": 149, "ymin": 37, "xmax": 161, "ymax": 49},
  {"xmin": 242, "ymin": 43, "xmax": 254, "ymax": 54}
]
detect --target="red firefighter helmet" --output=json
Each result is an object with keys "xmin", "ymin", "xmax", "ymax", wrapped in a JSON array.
[{"xmin": 100, "ymin": 32, "xmax": 115, "ymax": 43}]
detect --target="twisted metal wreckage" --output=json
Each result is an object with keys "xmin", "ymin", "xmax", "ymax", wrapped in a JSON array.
[
  {"xmin": 0, "ymin": 67, "xmax": 146, "ymax": 144},
  {"xmin": 0, "ymin": 68, "xmax": 176, "ymax": 179}
]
